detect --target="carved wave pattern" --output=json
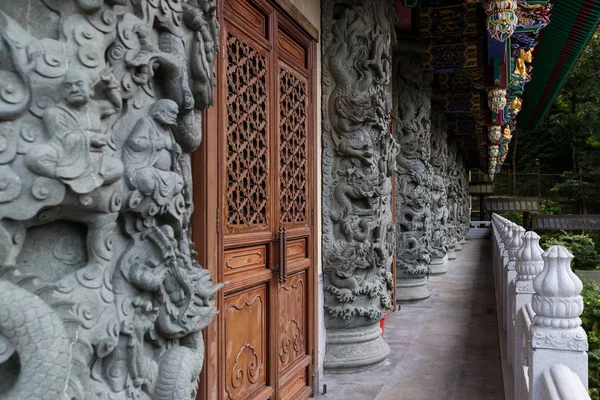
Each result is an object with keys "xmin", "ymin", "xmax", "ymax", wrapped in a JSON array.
[
  {"xmin": 279, "ymin": 67, "xmax": 307, "ymax": 224},
  {"xmin": 226, "ymin": 33, "xmax": 269, "ymax": 227}
]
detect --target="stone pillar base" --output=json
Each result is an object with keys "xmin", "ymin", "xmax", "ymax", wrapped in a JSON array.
[
  {"xmin": 324, "ymin": 323, "xmax": 390, "ymax": 374},
  {"xmin": 430, "ymin": 255, "xmax": 448, "ymax": 274},
  {"xmin": 455, "ymin": 243, "xmax": 463, "ymax": 251},
  {"xmin": 396, "ymin": 277, "xmax": 431, "ymax": 301},
  {"xmin": 460, "ymin": 238, "xmax": 467, "ymax": 244},
  {"xmin": 447, "ymin": 249, "xmax": 457, "ymax": 260}
]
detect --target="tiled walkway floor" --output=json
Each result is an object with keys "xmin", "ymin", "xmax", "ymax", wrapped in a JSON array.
[{"xmin": 316, "ymin": 238, "xmax": 504, "ymax": 400}]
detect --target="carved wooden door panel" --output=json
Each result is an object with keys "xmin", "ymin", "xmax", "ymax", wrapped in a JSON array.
[{"xmin": 208, "ymin": 1, "xmax": 316, "ymax": 399}]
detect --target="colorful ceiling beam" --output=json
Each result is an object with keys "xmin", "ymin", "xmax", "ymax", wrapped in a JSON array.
[{"xmin": 486, "ymin": 0, "xmax": 553, "ymax": 177}]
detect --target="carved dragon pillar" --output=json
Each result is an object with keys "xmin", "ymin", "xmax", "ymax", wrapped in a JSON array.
[
  {"xmin": 446, "ymin": 140, "xmax": 465, "ymax": 257},
  {"xmin": 321, "ymin": 0, "xmax": 398, "ymax": 373},
  {"xmin": 393, "ymin": 39, "xmax": 434, "ymax": 301},
  {"xmin": 429, "ymin": 103, "xmax": 449, "ymax": 274},
  {"xmin": 0, "ymin": 1, "xmax": 220, "ymax": 399}
]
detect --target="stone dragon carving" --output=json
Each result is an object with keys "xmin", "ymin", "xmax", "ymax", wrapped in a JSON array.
[
  {"xmin": 0, "ymin": 1, "xmax": 220, "ymax": 399},
  {"xmin": 429, "ymin": 106, "xmax": 449, "ymax": 261},
  {"xmin": 394, "ymin": 50, "xmax": 433, "ymax": 280},
  {"xmin": 322, "ymin": 0, "xmax": 397, "ymax": 328},
  {"xmin": 446, "ymin": 140, "xmax": 470, "ymax": 247}
]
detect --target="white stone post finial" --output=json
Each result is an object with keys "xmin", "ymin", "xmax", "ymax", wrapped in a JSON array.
[
  {"xmin": 531, "ymin": 245, "xmax": 587, "ymax": 351},
  {"xmin": 508, "ymin": 225, "xmax": 525, "ymax": 262},
  {"xmin": 516, "ymin": 231, "xmax": 544, "ymax": 285},
  {"xmin": 502, "ymin": 223, "xmax": 515, "ymax": 256},
  {"xmin": 529, "ymin": 245, "xmax": 589, "ymax": 397}
]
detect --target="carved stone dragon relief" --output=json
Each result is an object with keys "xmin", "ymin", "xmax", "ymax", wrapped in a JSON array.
[
  {"xmin": 0, "ymin": 1, "xmax": 220, "ymax": 399},
  {"xmin": 446, "ymin": 140, "xmax": 470, "ymax": 249},
  {"xmin": 393, "ymin": 49, "xmax": 433, "ymax": 289},
  {"xmin": 429, "ymin": 105, "xmax": 449, "ymax": 263},
  {"xmin": 321, "ymin": 0, "xmax": 397, "ymax": 372},
  {"xmin": 322, "ymin": 0, "xmax": 397, "ymax": 329}
]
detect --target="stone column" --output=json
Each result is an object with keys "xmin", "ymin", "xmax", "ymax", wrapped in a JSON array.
[
  {"xmin": 429, "ymin": 104, "xmax": 449, "ymax": 274},
  {"xmin": 0, "ymin": 1, "xmax": 220, "ymax": 399},
  {"xmin": 394, "ymin": 38, "xmax": 434, "ymax": 301},
  {"xmin": 321, "ymin": 0, "xmax": 398, "ymax": 373},
  {"xmin": 529, "ymin": 246, "xmax": 589, "ymax": 397},
  {"xmin": 446, "ymin": 141, "xmax": 460, "ymax": 259}
]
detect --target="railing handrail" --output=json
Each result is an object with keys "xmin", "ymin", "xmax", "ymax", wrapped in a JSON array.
[
  {"xmin": 491, "ymin": 214, "xmax": 590, "ymax": 400},
  {"xmin": 542, "ymin": 365, "xmax": 591, "ymax": 400}
]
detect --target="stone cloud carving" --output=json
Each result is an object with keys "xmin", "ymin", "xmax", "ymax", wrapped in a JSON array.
[
  {"xmin": 0, "ymin": 1, "xmax": 220, "ymax": 399},
  {"xmin": 321, "ymin": 0, "xmax": 397, "ymax": 372},
  {"xmin": 393, "ymin": 43, "xmax": 434, "ymax": 300}
]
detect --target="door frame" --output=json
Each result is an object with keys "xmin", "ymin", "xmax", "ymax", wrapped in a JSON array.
[{"xmin": 193, "ymin": 1, "xmax": 319, "ymax": 398}]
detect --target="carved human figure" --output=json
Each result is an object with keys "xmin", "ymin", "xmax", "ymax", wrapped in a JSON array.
[
  {"xmin": 123, "ymin": 99, "xmax": 184, "ymax": 214},
  {"xmin": 514, "ymin": 48, "xmax": 533, "ymax": 78},
  {"xmin": 27, "ymin": 68, "xmax": 124, "ymax": 194},
  {"xmin": 0, "ymin": 1, "xmax": 220, "ymax": 398}
]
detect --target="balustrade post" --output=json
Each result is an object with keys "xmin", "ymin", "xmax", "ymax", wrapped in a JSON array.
[
  {"xmin": 512, "ymin": 232, "xmax": 544, "ymax": 400},
  {"xmin": 501, "ymin": 223, "xmax": 515, "ymax": 330},
  {"xmin": 506, "ymin": 224, "xmax": 525, "ymax": 365},
  {"xmin": 529, "ymin": 246, "xmax": 589, "ymax": 399},
  {"xmin": 494, "ymin": 215, "xmax": 508, "ymax": 318}
]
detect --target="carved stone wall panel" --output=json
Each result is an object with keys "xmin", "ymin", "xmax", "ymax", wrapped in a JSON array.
[
  {"xmin": 279, "ymin": 64, "xmax": 308, "ymax": 225},
  {"xmin": 225, "ymin": 31, "xmax": 270, "ymax": 231},
  {"xmin": 321, "ymin": 0, "xmax": 397, "ymax": 373},
  {"xmin": 0, "ymin": 1, "xmax": 220, "ymax": 399},
  {"xmin": 224, "ymin": 286, "xmax": 268, "ymax": 399},
  {"xmin": 393, "ymin": 42, "xmax": 434, "ymax": 299}
]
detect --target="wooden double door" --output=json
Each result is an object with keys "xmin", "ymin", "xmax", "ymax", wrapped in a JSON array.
[{"xmin": 196, "ymin": 1, "xmax": 317, "ymax": 399}]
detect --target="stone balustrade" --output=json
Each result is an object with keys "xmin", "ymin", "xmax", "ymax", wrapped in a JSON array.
[{"xmin": 491, "ymin": 214, "xmax": 590, "ymax": 400}]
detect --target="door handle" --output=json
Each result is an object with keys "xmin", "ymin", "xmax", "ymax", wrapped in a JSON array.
[{"xmin": 278, "ymin": 227, "xmax": 287, "ymax": 283}]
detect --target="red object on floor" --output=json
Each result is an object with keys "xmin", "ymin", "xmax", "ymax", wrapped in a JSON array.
[{"xmin": 380, "ymin": 314, "xmax": 387, "ymax": 336}]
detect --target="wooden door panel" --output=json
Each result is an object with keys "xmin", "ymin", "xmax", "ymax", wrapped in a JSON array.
[
  {"xmin": 278, "ymin": 270, "xmax": 311, "ymax": 400},
  {"xmin": 224, "ymin": 286, "xmax": 272, "ymax": 400},
  {"xmin": 223, "ymin": 26, "xmax": 271, "ymax": 237},
  {"xmin": 224, "ymin": 245, "xmax": 267, "ymax": 277},
  {"xmin": 223, "ymin": 0, "xmax": 270, "ymax": 40},
  {"xmin": 209, "ymin": 3, "xmax": 315, "ymax": 399},
  {"xmin": 278, "ymin": 62, "xmax": 309, "ymax": 229},
  {"xmin": 278, "ymin": 271, "xmax": 306, "ymax": 371}
]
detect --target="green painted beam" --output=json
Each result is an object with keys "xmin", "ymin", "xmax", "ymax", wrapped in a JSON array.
[{"xmin": 517, "ymin": 0, "xmax": 600, "ymax": 130}]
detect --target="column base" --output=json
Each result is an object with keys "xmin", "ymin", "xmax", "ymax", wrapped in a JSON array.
[
  {"xmin": 430, "ymin": 255, "xmax": 448, "ymax": 274},
  {"xmin": 324, "ymin": 323, "xmax": 390, "ymax": 374},
  {"xmin": 396, "ymin": 276, "xmax": 431, "ymax": 301},
  {"xmin": 447, "ymin": 249, "xmax": 457, "ymax": 260},
  {"xmin": 460, "ymin": 238, "xmax": 467, "ymax": 244},
  {"xmin": 454, "ymin": 243, "xmax": 463, "ymax": 251}
]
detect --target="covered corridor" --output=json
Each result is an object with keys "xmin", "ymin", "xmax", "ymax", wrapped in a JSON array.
[{"xmin": 317, "ymin": 238, "xmax": 504, "ymax": 400}]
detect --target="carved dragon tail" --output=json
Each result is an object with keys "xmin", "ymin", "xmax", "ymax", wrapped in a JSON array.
[
  {"xmin": 0, "ymin": 13, "xmax": 33, "ymax": 121},
  {"xmin": 152, "ymin": 331, "xmax": 205, "ymax": 400},
  {"xmin": 0, "ymin": 279, "xmax": 72, "ymax": 400}
]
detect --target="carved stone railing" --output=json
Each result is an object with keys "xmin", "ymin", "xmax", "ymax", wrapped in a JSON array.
[{"xmin": 491, "ymin": 214, "xmax": 590, "ymax": 400}]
